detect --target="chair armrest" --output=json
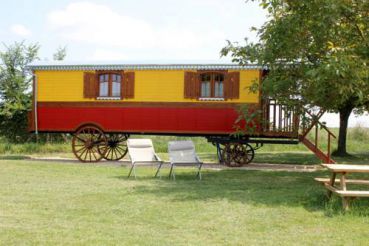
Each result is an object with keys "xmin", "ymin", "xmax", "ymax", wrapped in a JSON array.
[{"xmin": 154, "ymin": 153, "xmax": 162, "ymax": 162}]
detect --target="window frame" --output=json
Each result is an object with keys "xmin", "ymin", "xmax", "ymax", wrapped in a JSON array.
[
  {"xmin": 198, "ymin": 71, "xmax": 227, "ymax": 99},
  {"xmin": 96, "ymin": 70, "xmax": 122, "ymax": 98}
]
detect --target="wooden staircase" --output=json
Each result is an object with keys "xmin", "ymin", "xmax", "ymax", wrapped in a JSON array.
[
  {"xmin": 261, "ymin": 99, "xmax": 336, "ymax": 164},
  {"xmin": 299, "ymin": 109, "xmax": 336, "ymax": 164},
  {"xmin": 300, "ymin": 137, "xmax": 335, "ymax": 163}
]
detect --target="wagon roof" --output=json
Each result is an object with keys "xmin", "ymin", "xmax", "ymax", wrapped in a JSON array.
[{"xmin": 27, "ymin": 60, "xmax": 262, "ymax": 71}]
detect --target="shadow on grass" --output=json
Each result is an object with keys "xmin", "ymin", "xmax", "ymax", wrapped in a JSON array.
[
  {"xmin": 0, "ymin": 155, "xmax": 30, "ymax": 160},
  {"xmin": 253, "ymin": 151, "xmax": 369, "ymax": 165},
  {"xmin": 254, "ymin": 152, "xmax": 320, "ymax": 165},
  {"xmin": 333, "ymin": 152, "xmax": 369, "ymax": 165},
  {"xmin": 117, "ymin": 168, "xmax": 369, "ymax": 216}
]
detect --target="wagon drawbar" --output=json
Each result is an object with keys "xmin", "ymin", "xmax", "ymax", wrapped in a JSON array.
[{"xmin": 27, "ymin": 61, "xmax": 335, "ymax": 165}]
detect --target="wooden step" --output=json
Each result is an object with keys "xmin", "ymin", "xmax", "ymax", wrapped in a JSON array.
[
  {"xmin": 315, "ymin": 177, "xmax": 369, "ymax": 185},
  {"xmin": 324, "ymin": 183, "xmax": 369, "ymax": 197},
  {"xmin": 300, "ymin": 137, "xmax": 335, "ymax": 163}
]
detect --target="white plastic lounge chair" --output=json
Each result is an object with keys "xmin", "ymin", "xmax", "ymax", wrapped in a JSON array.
[
  {"xmin": 167, "ymin": 141, "xmax": 203, "ymax": 180},
  {"xmin": 127, "ymin": 139, "xmax": 163, "ymax": 178}
]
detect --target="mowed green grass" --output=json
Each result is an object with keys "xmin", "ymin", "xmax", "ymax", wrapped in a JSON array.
[{"xmin": 1, "ymin": 160, "xmax": 369, "ymax": 245}]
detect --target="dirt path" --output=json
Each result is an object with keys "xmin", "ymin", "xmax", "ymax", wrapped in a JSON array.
[{"xmin": 25, "ymin": 156, "xmax": 320, "ymax": 172}]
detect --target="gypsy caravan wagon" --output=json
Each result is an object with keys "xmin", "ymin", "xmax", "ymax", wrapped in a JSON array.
[{"xmin": 27, "ymin": 61, "xmax": 335, "ymax": 166}]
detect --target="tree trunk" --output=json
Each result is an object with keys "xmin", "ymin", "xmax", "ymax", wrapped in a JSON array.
[{"xmin": 333, "ymin": 106, "xmax": 353, "ymax": 156}]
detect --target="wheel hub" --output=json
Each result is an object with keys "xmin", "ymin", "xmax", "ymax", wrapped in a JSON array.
[
  {"xmin": 84, "ymin": 139, "xmax": 94, "ymax": 149},
  {"xmin": 108, "ymin": 140, "xmax": 118, "ymax": 148}
]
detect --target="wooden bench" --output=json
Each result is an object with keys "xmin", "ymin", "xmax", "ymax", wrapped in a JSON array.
[{"xmin": 316, "ymin": 164, "xmax": 369, "ymax": 210}]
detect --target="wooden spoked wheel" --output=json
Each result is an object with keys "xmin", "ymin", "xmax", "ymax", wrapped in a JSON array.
[
  {"xmin": 242, "ymin": 143, "xmax": 255, "ymax": 164},
  {"xmin": 72, "ymin": 125, "xmax": 108, "ymax": 162},
  {"xmin": 222, "ymin": 143, "xmax": 255, "ymax": 167},
  {"xmin": 101, "ymin": 134, "xmax": 129, "ymax": 161}
]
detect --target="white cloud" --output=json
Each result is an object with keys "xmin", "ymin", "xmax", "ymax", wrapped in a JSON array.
[
  {"xmin": 92, "ymin": 49, "xmax": 127, "ymax": 60},
  {"xmin": 10, "ymin": 24, "xmax": 31, "ymax": 37},
  {"xmin": 47, "ymin": 2, "xmax": 224, "ymax": 50}
]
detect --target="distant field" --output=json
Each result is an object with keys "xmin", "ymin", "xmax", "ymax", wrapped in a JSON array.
[{"xmin": 0, "ymin": 127, "xmax": 368, "ymax": 165}]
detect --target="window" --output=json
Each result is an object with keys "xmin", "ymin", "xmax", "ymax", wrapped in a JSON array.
[
  {"xmin": 99, "ymin": 74, "xmax": 109, "ymax": 97},
  {"xmin": 111, "ymin": 74, "xmax": 121, "ymax": 97},
  {"xmin": 200, "ymin": 72, "xmax": 225, "ymax": 98},
  {"xmin": 184, "ymin": 71, "xmax": 240, "ymax": 100},
  {"xmin": 83, "ymin": 71, "xmax": 135, "ymax": 99},
  {"xmin": 200, "ymin": 73, "xmax": 211, "ymax": 97},
  {"xmin": 214, "ymin": 74, "xmax": 224, "ymax": 98},
  {"xmin": 98, "ymin": 73, "xmax": 121, "ymax": 98}
]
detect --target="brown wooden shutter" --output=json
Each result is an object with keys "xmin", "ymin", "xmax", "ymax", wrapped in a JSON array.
[
  {"xmin": 120, "ymin": 71, "xmax": 125, "ymax": 99},
  {"xmin": 184, "ymin": 71, "xmax": 199, "ymax": 99},
  {"xmin": 122, "ymin": 72, "xmax": 135, "ymax": 99},
  {"xmin": 83, "ymin": 72, "xmax": 97, "ymax": 98},
  {"xmin": 224, "ymin": 72, "xmax": 240, "ymax": 99}
]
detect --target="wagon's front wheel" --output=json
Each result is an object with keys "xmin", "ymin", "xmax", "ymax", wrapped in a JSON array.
[
  {"xmin": 72, "ymin": 125, "xmax": 108, "ymax": 162},
  {"xmin": 101, "ymin": 134, "xmax": 129, "ymax": 161}
]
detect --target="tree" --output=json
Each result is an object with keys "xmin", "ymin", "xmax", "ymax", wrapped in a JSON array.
[
  {"xmin": 222, "ymin": 0, "xmax": 369, "ymax": 156},
  {"xmin": 53, "ymin": 46, "xmax": 67, "ymax": 61},
  {"xmin": 0, "ymin": 42, "xmax": 40, "ymax": 142}
]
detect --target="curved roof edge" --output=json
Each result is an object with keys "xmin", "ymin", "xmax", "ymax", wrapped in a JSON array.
[{"xmin": 27, "ymin": 61, "xmax": 263, "ymax": 71}]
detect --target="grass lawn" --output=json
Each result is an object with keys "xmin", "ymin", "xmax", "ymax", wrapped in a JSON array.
[{"xmin": 1, "ymin": 160, "xmax": 369, "ymax": 245}]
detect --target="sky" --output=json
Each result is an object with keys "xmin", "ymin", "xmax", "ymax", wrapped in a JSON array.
[
  {"xmin": 0, "ymin": 0, "xmax": 266, "ymax": 61},
  {"xmin": 0, "ymin": 0, "xmax": 368, "ymax": 127}
]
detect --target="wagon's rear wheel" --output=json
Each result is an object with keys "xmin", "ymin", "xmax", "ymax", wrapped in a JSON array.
[
  {"xmin": 100, "ymin": 134, "xmax": 129, "ymax": 161},
  {"xmin": 72, "ymin": 125, "xmax": 108, "ymax": 162},
  {"xmin": 222, "ymin": 143, "xmax": 254, "ymax": 167}
]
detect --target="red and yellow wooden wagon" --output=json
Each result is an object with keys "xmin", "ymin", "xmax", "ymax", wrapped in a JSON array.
[{"xmin": 27, "ymin": 61, "xmax": 335, "ymax": 165}]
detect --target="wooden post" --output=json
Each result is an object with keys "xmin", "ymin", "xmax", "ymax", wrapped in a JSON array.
[
  {"xmin": 327, "ymin": 134, "xmax": 331, "ymax": 163},
  {"xmin": 273, "ymin": 103, "xmax": 276, "ymax": 132},
  {"xmin": 340, "ymin": 173, "xmax": 347, "ymax": 191},
  {"xmin": 278, "ymin": 105, "xmax": 282, "ymax": 131},
  {"xmin": 283, "ymin": 108, "xmax": 286, "ymax": 132},
  {"xmin": 315, "ymin": 124, "xmax": 318, "ymax": 150},
  {"xmin": 327, "ymin": 172, "xmax": 336, "ymax": 199},
  {"xmin": 266, "ymin": 100, "xmax": 270, "ymax": 132},
  {"xmin": 340, "ymin": 173, "xmax": 349, "ymax": 211},
  {"xmin": 293, "ymin": 111, "xmax": 299, "ymax": 137}
]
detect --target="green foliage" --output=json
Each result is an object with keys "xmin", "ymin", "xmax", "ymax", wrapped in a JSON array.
[
  {"xmin": 223, "ymin": 0, "xmax": 369, "ymax": 111},
  {"xmin": 0, "ymin": 42, "xmax": 69, "ymax": 142},
  {"xmin": 0, "ymin": 42, "xmax": 40, "ymax": 142},
  {"xmin": 233, "ymin": 104, "xmax": 262, "ymax": 137},
  {"xmin": 222, "ymin": 0, "xmax": 369, "ymax": 154},
  {"xmin": 53, "ymin": 46, "xmax": 67, "ymax": 61}
]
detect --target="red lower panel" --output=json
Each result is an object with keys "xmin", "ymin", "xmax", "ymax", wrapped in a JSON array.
[{"xmin": 37, "ymin": 106, "xmax": 239, "ymax": 134}]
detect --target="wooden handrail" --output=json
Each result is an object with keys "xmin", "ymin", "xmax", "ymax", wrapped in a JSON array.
[
  {"xmin": 316, "ymin": 121, "xmax": 336, "ymax": 139},
  {"xmin": 299, "ymin": 109, "xmax": 336, "ymax": 164},
  {"xmin": 261, "ymin": 99, "xmax": 299, "ymax": 135},
  {"xmin": 300, "ymin": 110, "xmax": 325, "ymax": 138}
]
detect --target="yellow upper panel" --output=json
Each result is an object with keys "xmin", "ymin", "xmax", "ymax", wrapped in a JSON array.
[{"xmin": 35, "ymin": 70, "xmax": 260, "ymax": 103}]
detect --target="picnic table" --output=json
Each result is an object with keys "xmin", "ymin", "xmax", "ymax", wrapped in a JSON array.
[{"xmin": 315, "ymin": 164, "xmax": 369, "ymax": 210}]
